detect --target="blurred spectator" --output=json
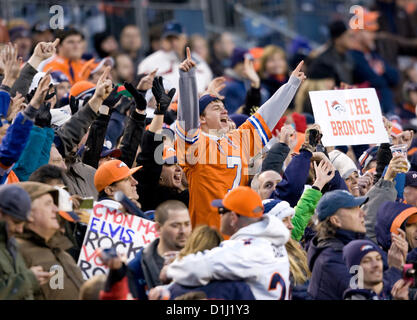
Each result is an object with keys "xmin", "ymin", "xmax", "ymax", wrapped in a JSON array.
[
  {"xmin": 93, "ymin": 32, "xmax": 119, "ymax": 59},
  {"xmin": 111, "ymin": 53, "xmax": 134, "ymax": 84},
  {"xmin": 307, "ymin": 20, "xmax": 354, "ymax": 86},
  {"xmin": 31, "ymin": 22, "xmax": 54, "ymax": 50},
  {"xmin": 188, "ymin": 35, "xmax": 213, "ymax": 94},
  {"xmin": 222, "ymin": 48, "xmax": 252, "ymax": 113},
  {"xmin": 208, "ymin": 32, "xmax": 235, "ymax": 77},
  {"xmin": 40, "ymin": 29, "xmax": 86, "ymax": 85},
  {"xmin": 9, "ymin": 25, "xmax": 32, "ymax": 62},
  {"xmin": 373, "ymin": 0, "xmax": 417, "ymax": 67},
  {"xmin": 119, "ymin": 25, "xmax": 143, "ymax": 69},
  {"xmin": 138, "ymin": 21, "xmax": 187, "ymax": 92},
  {"xmin": 349, "ymin": 11, "xmax": 399, "ymax": 115},
  {"xmin": 259, "ymin": 45, "xmax": 289, "ymax": 102}
]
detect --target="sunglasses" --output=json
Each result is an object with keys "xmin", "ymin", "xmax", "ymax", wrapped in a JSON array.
[{"xmin": 218, "ymin": 207, "xmax": 232, "ymax": 215}]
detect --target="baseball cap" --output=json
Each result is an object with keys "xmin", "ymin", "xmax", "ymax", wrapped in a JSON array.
[
  {"xmin": 199, "ymin": 94, "xmax": 224, "ymax": 115},
  {"xmin": 9, "ymin": 26, "xmax": 31, "ymax": 42},
  {"xmin": 28, "ymin": 72, "xmax": 59, "ymax": 93},
  {"xmin": 17, "ymin": 181, "xmax": 59, "ymax": 206},
  {"xmin": 405, "ymin": 171, "xmax": 417, "ymax": 188},
  {"xmin": 50, "ymin": 71, "xmax": 70, "ymax": 84},
  {"xmin": 162, "ymin": 21, "xmax": 183, "ymax": 38},
  {"xmin": 231, "ymin": 48, "xmax": 252, "ymax": 68},
  {"xmin": 211, "ymin": 186, "xmax": 264, "ymax": 218},
  {"xmin": 343, "ymin": 240, "xmax": 382, "ymax": 270},
  {"xmin": 0, "ymin": 185, "xmax": 32, "ymax": 221},
  {"xmin": 100, "ymin": 140, "xmax": 122, "ymax": 159},
  {"xmin": 316, "ymin": 189, "xmax": 368, "ymax": 222},
  {"xmin": 94, "ymin": 159, "xmax": 142, "ymax": 192},
  {"xmin": 69, "ymin": 81, "xmax": 96, "ymax": 100}
]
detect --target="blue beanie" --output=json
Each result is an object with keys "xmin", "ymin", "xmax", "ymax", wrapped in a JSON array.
[
  {"xmin": 199, "ymin": 94, "xmax": 223, "ymax": 115},
  {"xmin": 343, "ymin": 240, "xmax": 382, "ymax": 270}
]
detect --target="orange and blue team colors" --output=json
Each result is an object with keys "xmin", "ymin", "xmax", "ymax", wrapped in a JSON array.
[
  {"xmin": 176, "ymin": 113, "xmax": 272, "ymax": 229},
  {"xmin": 175, "ymin": 67, "xmax": 301, "ymax": 232}
]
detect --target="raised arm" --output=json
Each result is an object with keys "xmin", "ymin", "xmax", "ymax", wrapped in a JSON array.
[
  {"xmin": 177, "ymin": 47, "xmax": 199, "ymax": 135},
  {"xmin": 257, "ymin": 61, "xmax": 305, "ymax": 131}
]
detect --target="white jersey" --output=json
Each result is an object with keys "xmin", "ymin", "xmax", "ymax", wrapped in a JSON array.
[{"xmin": 166, "ymin": 214, "xmax": 291, "ymax": 300}]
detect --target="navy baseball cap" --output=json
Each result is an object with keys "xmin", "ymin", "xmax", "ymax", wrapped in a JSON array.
[
  {"xmin": 316, "ymin": 190, "xmax": 368, "ymax": 222},
  {"xmin": 199, "ymin": 94, "xmax": 224, "ymax": 115},
  {"xmin": 405, "ymin": 171, "xmax": 417, "ymax": 188},
  {"xmin": 162, "ymin": 21, "xmax": 183, "ymax": 38},
  {"xmin": 0, "ymin": 185, "xmax": 32, "ymax": 221},
  {"xmin": 231, "ymin": 48, "xmax": 252, "ymax": 68}
]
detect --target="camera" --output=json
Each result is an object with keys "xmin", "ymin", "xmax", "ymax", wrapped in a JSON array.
[{"xmin": 403, "ymin": 262, "xmax": 417, "ymax": 288}]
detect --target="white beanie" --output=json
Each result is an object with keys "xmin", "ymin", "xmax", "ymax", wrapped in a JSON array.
[
  {"xmin": 328, "ymin": 150, "xmax": 358, "ymax": 180},
  {"xmin": 262, "ymin": 199, "xmax": 295, "ymax": 220}
]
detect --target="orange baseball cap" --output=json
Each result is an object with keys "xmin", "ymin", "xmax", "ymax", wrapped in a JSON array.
[
  {"xmin": 94, "ymin": 159, "xmax": 142, "ymax": 192},
  {"xmin": 211, "ymin": 186, "xmax": 264, "ymax": 218}
]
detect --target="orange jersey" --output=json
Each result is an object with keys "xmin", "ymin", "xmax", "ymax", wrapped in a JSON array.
[
  {"xmin": 176, "ymin": 112, "xmax": 272, "ymax": 230},
  {"xmin": 40, "ymin": 55, "xmax": 86, "ymax": 85}
]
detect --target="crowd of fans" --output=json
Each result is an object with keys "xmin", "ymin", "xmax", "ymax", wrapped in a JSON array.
[{"xmin": 1, "ymin": 0, "xmax": 417, "ymax": 301}]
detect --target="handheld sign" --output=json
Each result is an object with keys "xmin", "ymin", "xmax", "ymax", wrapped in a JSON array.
[
  {"xmin": 309, "ymin": 88, "xmax": 389, "ymax": 147},
  {"xmin": 77, "ymin": 201, "xmax": 158, "ymax": 280}
]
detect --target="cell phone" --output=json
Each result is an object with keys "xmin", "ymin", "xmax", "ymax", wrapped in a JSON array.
[
  {"xmin": 79, "ymin": 197, "xmax": 94, "ymax": 209},
  {"xmin": 100, "ymin": 247, "xmax": 118, "ymax": 263},
  {"xmin": 403, "ymin": 262, "xmax": 417, "ymax": 288},
  {"xmin": 308, "ymin": 129, "xmax": 322, "ymax": 149}
]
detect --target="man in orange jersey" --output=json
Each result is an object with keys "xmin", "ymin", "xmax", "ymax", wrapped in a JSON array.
[
  {"xmin": 175, "ymin": 47, "xmax": 306, "ymax": 231},
  {"xmin": 39, "ymin": 29, "xmax": 86, "ymax": 85}
]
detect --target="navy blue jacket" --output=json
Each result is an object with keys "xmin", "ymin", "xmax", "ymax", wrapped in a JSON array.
[
  {"xmin": 307, "ymin": 229, "xmax": 365, "ymax": 300},
  {"xmin": 343, "ymin": 267, "xmax": 402, "ymax": 300},
  {"xmin": 375, "ymin": 201, "xmax": 417, "ymax": 262},
  {"xmin": 169, "ymin": 280, "xmax": 255, "ymax": 300}
]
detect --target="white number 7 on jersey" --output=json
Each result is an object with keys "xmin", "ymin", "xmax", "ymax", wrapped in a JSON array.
[{"xmin": 227, "ymin": 156, "xmax": 242, "ymax": 191}]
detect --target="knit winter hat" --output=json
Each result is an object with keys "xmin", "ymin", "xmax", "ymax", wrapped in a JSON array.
[
  {"xmin": 343, "ymin": 240, "xmax": 382, "ymax": 270},
  {"xmin": 329, "ymin": 150, "xmax": 358, "ymax": 180},
  {"xmin": 262, "ymin": 199, "xmax": 295, "ymax": 220}
]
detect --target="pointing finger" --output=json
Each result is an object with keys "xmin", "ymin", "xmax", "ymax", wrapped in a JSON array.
[
  {"xmin": 186, "ymin": 47, "xmax": 191, "ymax": 61},
  {"xmin": 294, "ymin": 60, "xmax": 304, "ymax": 73}
]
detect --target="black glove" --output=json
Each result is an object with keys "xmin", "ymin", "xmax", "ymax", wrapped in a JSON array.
[
  {"xmin": 44, "ymin": 84, "xmax": 56, "ymax": 101},
  {"xmin": 152, "ymin": 76, "xmax": 176, "ymax": 115},
  {"xmin": 124, "ymin": 82, "xmax": 147, "ymax": 111},
  {"xmin": 69, "ymin": 96, "xmax": 79, "ymax": 114},
  {"xmin": 34, "ymin": 102, "xmax": 52, "ymax": 128},
  {"xmin": 26, "ymin": 88, "xmax": 36, "ymax": 104},
  {"xmin": 103, "ymin": 86, "xmax": 123, "ymax": 109}
]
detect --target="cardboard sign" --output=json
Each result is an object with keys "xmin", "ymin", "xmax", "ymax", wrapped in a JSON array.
[
  {"xmin": 309, "ymin": 88, "xmax": 389, "ymax": 146},
  {"xmin": 77, "ymin": 202, "xmax": 158, "ymax": 280}
]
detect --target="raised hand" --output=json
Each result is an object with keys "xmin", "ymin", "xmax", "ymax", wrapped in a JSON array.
[
  {"xmin": 34, "ymin": 102, "xmax": 52, "ymax": 128},
  {"xmin": 384, "ymin": 154, "xmax": 408, "ymax": 181},
  {"xmin": 94, "ymin": 66, "xmax": 113, "ymax": 101},
  {"xmin": 399, "ymin": 130, "xmax": 414, "ymax": 150},
  {"xmin": 1, "ymin": 43, "xmax": 22, "ymax": 87},
  {"xmin": 124, "ymin": 81, "xmax": 147, "ymax": 111},
  {"xmin": 29, "ymin": 39, "xmax": 59, "ymax": 68},
  {"xmin": 391, "ymin": 279, "xmax": 411, "ymax": 300},
  {"xmin": 152, "ymin": 76, "xmax": 176, "ymax": 115},
  {"xmin": 179, "ymin": 47, "xmax": 196, "ymax": 72},
  {"xmin": 137, "ymin": 69, "xmax": 158, "ymax": 91},
  {"xmin": 278, "ymin": 124, "xmax": 297, "ymax": 150},
  {"xmin": 313, "ymin": 159, "xmax": 335, "ymax": 190},
  {"xmin": 205, "ymin": 76, "xmax": 226, "ymax": 99},
  {"xmin": 358, "ymin": 171, "xmax": 374, "ymax": 196},
  {"xmin": 29, "ymin": 69, "xmax": 52, "ymax": 109},
  {"xmin": 7, "ymin": 92, "xmax": 26, "ymax": 121},
  {"xmin": 242, "ymin": 56, "xmax": 260, "ymax": 89},
  {"xmin": 103, "ymin": 86, "xmax": 122, "ymax": 109},
  {"xmin": 291, "ymin": 60, "xmax": 307, "ymax": 82}
]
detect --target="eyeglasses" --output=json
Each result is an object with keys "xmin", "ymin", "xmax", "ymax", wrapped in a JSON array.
[{"xmin": 218, "ymin": 207, "xmax": 232, "ymax": 215}]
